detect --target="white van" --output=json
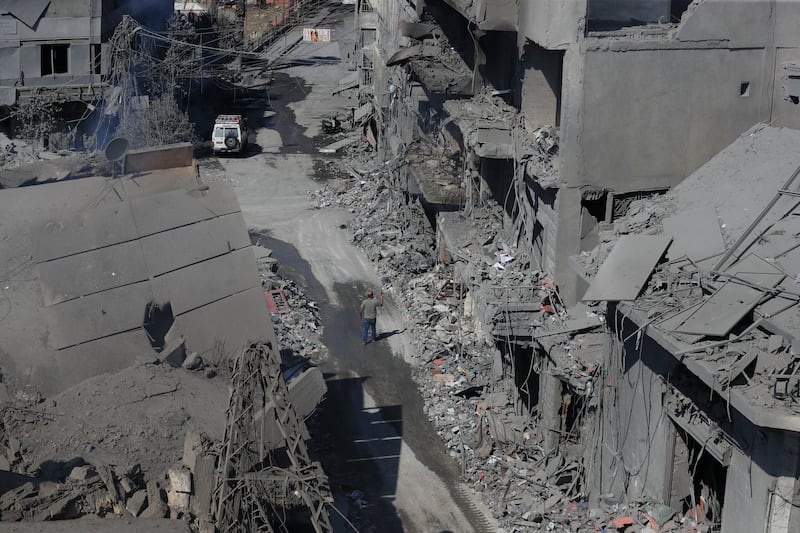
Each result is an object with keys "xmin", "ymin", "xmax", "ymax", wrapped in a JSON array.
[{"xmin": 212, "ymin": 114, "xmax": 248, "ymax": 155}]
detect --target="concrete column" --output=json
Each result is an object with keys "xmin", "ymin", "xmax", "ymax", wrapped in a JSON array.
[
  {"xmin": 539, "ymin": 368, "xmax": 562, "ymax": 454},
  {"xmin": 553, "ymin": 185, "xmax": 582, "ymax": 305}
]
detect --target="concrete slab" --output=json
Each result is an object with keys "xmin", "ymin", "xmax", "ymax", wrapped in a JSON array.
[
  {"xmin": 662, "ymin": 207, "xmax": 726, "ymax": 262},
  {"xmin": 151, "ymin": 248, "xmax": 260, "ymax": 315},
  {"xmin": 582, "ymin": 235, "xmax": 672, "ymax": 301},
  {"xmin": 319, "ymin": 136, "xmax": 359, "ymax": 154},
  {"xmin": 139, "ymin": 213, "xmax": 251, "ymax": 276},
  {"xmin": 654, "ymin": 302, "xmax": 705, "ymax": 343},
  {"xmin": 31, "ymin": 201, "xmax": 139, "ymax": 263},
  {"xmin": 37, "ymin": 241, "xmax": 150, "ymax": 306},
  {"xmin": 674, "ymin": 254, "xmax": 784, "ymax": 336},
  {"xmin": 46, "ymin": 282, "xmax": 155, "ymax": 350},
  {"xmin": 172, "ymin": 286, "xmax": 272, "ymax": 359},
  {"xmin": 129, "ymin": 186, "xmax": 241, "ymax": 237}
]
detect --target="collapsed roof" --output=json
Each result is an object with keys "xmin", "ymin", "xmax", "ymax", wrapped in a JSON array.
[
  {"xmin": 0, "ymin": 144, "xmax": 273, "ymax": 395},
  {"xmin": 578, "ymin": 124, "xmax": 800, "ymax": 430}
]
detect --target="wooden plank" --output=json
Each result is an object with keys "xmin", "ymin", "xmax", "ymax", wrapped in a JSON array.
[
  {"xmin": 674, "ymin": 254, "xmax": 784, "ymax": 336},
  {"xmin": 582, "ymin": 235, "xmax": 672, "ymax": 301}
]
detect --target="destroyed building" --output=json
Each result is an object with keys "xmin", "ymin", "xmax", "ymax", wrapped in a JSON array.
[
  {"xmin": 0, "ymin": 0, "xmax": 172, "ymax": 110},
  {"xmin": 350, "ymin": 0, "xmax": 800, "ymax": 530},
  {"xmin": 576, "ymin": 124, "xmax": 800, "ymax": 531}
]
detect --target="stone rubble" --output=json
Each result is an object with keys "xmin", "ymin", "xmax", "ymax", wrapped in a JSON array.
[{"xmin": 304, "ymin": 143, "xmax": 718, "ymax": 532}]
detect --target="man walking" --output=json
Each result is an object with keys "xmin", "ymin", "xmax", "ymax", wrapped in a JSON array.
[{"xmin": 359, "ymin": 290, "xmax": 384, "ymax": 344}]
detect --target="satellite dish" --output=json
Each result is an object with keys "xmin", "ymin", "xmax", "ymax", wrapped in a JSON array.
[{"xmin": 105, "ymin": 137, "xmax": 129, "ymax": 162}]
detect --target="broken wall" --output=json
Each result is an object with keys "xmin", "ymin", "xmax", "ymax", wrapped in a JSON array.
[
  {"xmin": 587, "ymin": 0, "xmax": 669, "ymax": 26},
  {"xmin": 518, "ymin": 42, "xmax": 563, "ymax": 129},
  {"xmin": 518, "ymin": 0, "xmax": 585, "ymax": 50},
  {"xmin": 595, "ymin": 318, "xmax": 676, "ymax": 505},
  {"xmin": 561, "ymin": 46, "xmax": 767, "ymax": 193},
  {"xmin": 771, "ymin": 1, "xmax": 800, "ymax": 129},
  {"xmin": 675, "ymin": 0, "xmax": 772, "ymax": 47},
  {"xmin": 0, "ymin": 0, "xmax": 98, "ymax": 91},
  {"xmin": 600, "ymin": 307, "xmax": 800, "ymax": 532}
]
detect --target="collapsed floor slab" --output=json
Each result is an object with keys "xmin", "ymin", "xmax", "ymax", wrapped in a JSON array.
[{"xmin": 0, "ymin": 145, "xmax": 275, "ymax": 396}]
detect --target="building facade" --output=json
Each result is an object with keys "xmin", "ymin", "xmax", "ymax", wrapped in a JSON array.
[{"xmin": 356, "ymin": 1, "xmax": 800, "ymax": 530}]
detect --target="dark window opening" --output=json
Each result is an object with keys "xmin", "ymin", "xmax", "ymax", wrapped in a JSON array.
[
  {"xmin": 587, "ymin": 0, "xmax": 689, "ymax": 31},
  {"xmin": 786, "ymin": 75, "xmax": 800, "ymax": 104},
  {"xmin": 91, "ymin": 44, "xmax": 102, "ymax": 75},
  {"xmin": 739, "ymin": 81, "xmax": 751, "ymax": 97},
  {"xmin": 360, "ymin": 28, "xmax": 376, "ymax": 48},
  {"xmin": 673, "ymin": 427, "xmax": 725, "ymax": 527},
  {"xmin": 510, "ymin": 346, "xmax": 540, "ymax": 412},
  {"xmin": 670, "ymin": 0, "xmax": 694, "ymax": 22},
  {"xmin": 41, "ymin": 44, "xmax": 69, "ymax": 76},
  {"xmin": 481, "ymin": 158, "xmax": 515, "ymax": 216},
  {"xmin": 358, "ymin": 0, "xmax": 374, "ymax": 13},
  {"xmin": 581, "ymin": 189, "xmax": 607, "ymax": 252},
  {"xmin": 560, "ymin": 384, "xmax": 586, "ymax": 441}
]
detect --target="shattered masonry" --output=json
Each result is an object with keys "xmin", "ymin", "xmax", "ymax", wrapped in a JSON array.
[{"xmin": 338, "ymin": 0, "xmax": 800, "ymax": 531}]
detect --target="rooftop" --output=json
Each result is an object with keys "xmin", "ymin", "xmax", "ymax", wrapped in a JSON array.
[{"xmin": 577, "ymin": 124, "xmax": 800, "ymax": 430}]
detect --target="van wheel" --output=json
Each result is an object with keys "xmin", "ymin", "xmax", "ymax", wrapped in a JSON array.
[{"xmin": 224, "ymin": 136, "xmax": 239, "ymax": 150}]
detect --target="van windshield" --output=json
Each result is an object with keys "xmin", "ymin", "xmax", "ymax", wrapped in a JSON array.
[{"xmin": 214, "ymin": 127, "xmax": 238, "ymax": 138}]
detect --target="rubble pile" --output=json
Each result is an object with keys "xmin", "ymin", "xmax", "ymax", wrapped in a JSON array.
[
  {"xmin": 254, "ymin": 244, "xmax": 328, "ymax": 365},
  {"xmin": 521, "ymin": 125, "xmax": 560, "ymax": 184},
  {"xmin": 310, "ymin": 145, "xmax": 727, "ymax": 531},
  {"xmin": 0, "ymin": 412, "xmax": 217, "ymax": 525},
  {"xmin": 0, "ymin": 133, "xmax": 40, "ymax": 170},
  {"xmin": 308, "ymin": 175, "xmax": 436, "ymax": 282}
]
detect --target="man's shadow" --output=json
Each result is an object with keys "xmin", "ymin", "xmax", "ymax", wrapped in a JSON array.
[{"xmin": 375, "ymin": 329, "xmax": 404, "ymax": 341}]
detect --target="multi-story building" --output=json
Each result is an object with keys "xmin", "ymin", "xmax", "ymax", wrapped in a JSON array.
[
  {"xmin": 357, "ymin": 0, "xmax": 800, "ymax": 530},
  {"xmin": 0, "ymin": 1, "xmax": 107, "ymax": 108},
  {"xmin": 0, "ymin": 1, "xmax": 171, "ymax": 114}
]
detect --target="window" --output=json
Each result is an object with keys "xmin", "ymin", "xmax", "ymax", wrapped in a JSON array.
[
  {"xmin": 739, "ymin": 81, "xmax": 751, "ymax": 97},
  {"xmin": 360, "ymin": 28, "xmax": 376, "ymax": 47},
  {"xmin": 91, "ymin": 44, "xmax": 102, "ymax": 75},
  {"xmin": 359, "ymin": 0, "xmax": 374, "ymax": 13},
  {"xmin": 41, "ymin": 44, "xmax": 69, "ymax": 75}
]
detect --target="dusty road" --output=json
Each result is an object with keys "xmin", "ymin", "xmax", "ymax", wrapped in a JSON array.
[{"xmin": 197, "ymin": 4, "xmax": 495, "ymax": 533}]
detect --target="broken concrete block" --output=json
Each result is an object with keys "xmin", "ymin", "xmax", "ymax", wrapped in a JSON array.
[
  {"xmin": 140, "ymin": 480, "xmax": 168, "ymax": 518},
  {"xmin": 190, "ymin": 455, "xmax": 216, "ymax": 519},
  {"xmin": 126, "ymin": 490, "xmax": 148, "ymax": 517},
  {"xmin": 68, "ymin": 465, "xmax": 96, "ymax": 481},
  {"xmin": 37, "ymin": 481, "xmax": 61, "ymax": 499},
  {"xmin": 162, "ymin": 339, "xmax": 187, "ymax": 368},
  {"xmin": 167, "ymin": 467, "xmax": 192, "ymax": 513},
  {"xmin": 37, "ymin": 494, "xmax": 80, "ymax": 520},
  {"xmin": 769, "ymin": 334, "xmax": 784, "ymax": 353},
  {"xmin": 168, "ymin": 467, "xmax": 192, "ymax": 494},
  {"xmin": 119, "ymin": 476, "xmax": 135, "ymax": 495},
  {"xmin": 182, "ymin": 430, "xmax": 203, "ymax": 472},
  {"xmin": 182, "ymin": 352, "xmax": 203, "ymax": 371},
  {"xmin": 167, "ymin": 489, "xmax": 190, "ymax": 512}
]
